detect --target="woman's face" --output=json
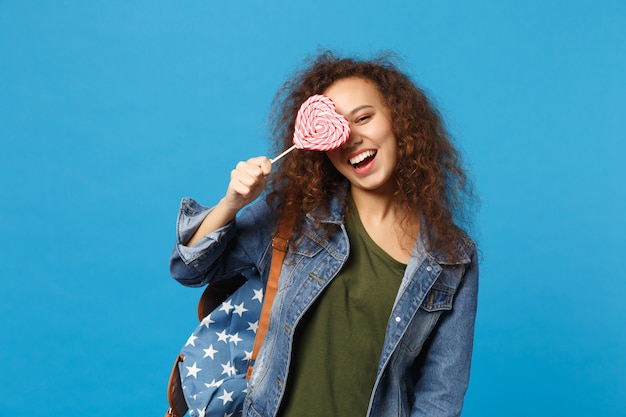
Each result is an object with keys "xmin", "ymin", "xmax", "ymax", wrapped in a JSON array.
[{"xmin": 324, "ymin": 77, "xmax": 398, "ymax": 195}]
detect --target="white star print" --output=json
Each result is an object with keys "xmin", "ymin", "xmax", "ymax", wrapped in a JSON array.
[
  {"xmin": 180, "ymin": 283, "xmax": 261, "ymax": 414},
  {"xmin": 201, "ymin": 314, "xmax": 215, "ymax": 328},
  {"xmin": 220, "ymin": 361, "xmax": 237, "ymax": 377},
  {"xmin": 185, "ymin": 334, "xmax": 198, "ymax": 347},
  {"xmin": 215, "ymin": 329, "xmax": 230, "ymax": 343},
  {"xmin": 252, "ymin": 288, "xmax": 263, "ymax": 303},
  {"xmin": 229, "ymin": 332, "xmax": 242, "ymax": 345},
  {"xmin": 232, "ymin": 302, "xmax": 248, "ymax": 317},
  {"xmin": 204, "ymin": 378, "xmax": 224, "ymax": 388},
  {"xmin": 217, "ymin": 389, "xmax": 234, "ymax": 405},
  {"xmin": 247, "ymin": 320, "xmax": 259, "ymax": 333},
  {"xmin": 203, "ymin": 344, "xmax": 218, "ymax": 359},
  {"xmin": 186, "ymin": 362, "xmax": 202, "ymax": 379},
  {"xmin": 218, "ymin": 300, "xmax": 234, "ymax": 314}
]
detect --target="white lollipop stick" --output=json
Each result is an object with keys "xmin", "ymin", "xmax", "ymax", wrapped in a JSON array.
[{"xmin": 270, "ymin": 144, "xmax": 296, "ymax": 164}]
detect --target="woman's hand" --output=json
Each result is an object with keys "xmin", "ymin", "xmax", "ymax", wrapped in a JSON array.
[
  {"xmin": 222, "ymin": 156, "xmax": 272, "ymax": 213},
  {"xmin": 185, "ymin": 156, "xmax": 271, "ymax": 247}
]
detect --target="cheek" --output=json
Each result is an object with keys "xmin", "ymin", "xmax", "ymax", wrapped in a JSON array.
[
  {"xmin": 325, "ymin": 151, "xmax": 344, "ymax": 170},
  {"xmin": 383, "ymin": 134, "xmax": 399, "ymax": 169}
]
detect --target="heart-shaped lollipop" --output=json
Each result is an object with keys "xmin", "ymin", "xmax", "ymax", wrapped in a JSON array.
[{"xmin": 271, "ymin": 94, "xmax": 350, "ymax": 163}]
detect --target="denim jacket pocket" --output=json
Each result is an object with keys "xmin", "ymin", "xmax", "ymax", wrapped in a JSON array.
[
  {"xmin": 419, "ymin": 282, "xmax": 455, "ymax": 312},
  {"xmin": 398, "ymin": 283, "xmax": 456, "ymax": 354}
]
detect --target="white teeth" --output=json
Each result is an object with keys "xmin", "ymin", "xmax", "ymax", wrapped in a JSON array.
[{"xmin": 349, "ymin": 150, "xmax": 376, "ymax": 166}]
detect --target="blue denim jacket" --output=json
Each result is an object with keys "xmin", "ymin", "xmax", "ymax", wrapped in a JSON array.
[{"xmin": 170, "ymin": 195, "xmax": 479, "ymax": 417}]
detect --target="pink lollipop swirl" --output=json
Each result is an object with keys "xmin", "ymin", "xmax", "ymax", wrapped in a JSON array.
[
  {"xmin": 270, "ymin": 95, "xmax": 350, "ymax": 163},
  {"xmin": 293, "ymin": 94, "xmax": 350, "ymax": 151}
]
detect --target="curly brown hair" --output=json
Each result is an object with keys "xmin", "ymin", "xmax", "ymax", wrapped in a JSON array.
[{"xmin": 266, "ymin": 51, "xmax": 476, "ymax": 259}]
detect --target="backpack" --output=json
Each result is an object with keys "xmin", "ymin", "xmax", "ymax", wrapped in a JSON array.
[{"xmin": 165, "ymin": 217, "xmax": 291, "ymax": 417}]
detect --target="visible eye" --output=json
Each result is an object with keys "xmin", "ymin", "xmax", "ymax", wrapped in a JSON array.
[{"xmin": 355, "ymin": 114, "xmax": 372, "ymax": 124}]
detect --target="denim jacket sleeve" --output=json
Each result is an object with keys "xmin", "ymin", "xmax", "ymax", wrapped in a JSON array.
[
  {"xmin": 410, "ymin": 245, "xmax": 479, "ymax": 417},
  {"xmin": 168, "ymin": 197, "xmax": 274, "ymax": 288}
]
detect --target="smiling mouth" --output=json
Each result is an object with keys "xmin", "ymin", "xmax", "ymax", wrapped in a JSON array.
[{"xmin": 349, "ymin": 150, "xmax": 377, "ymax": 169}]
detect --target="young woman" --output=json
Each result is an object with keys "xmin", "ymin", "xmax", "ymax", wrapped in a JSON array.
[{"xmin": 170, "ymin": 51, "xmax": 479, "ymax": 417}]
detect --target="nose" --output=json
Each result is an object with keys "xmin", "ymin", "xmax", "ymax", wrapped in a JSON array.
[{"xmin": 341, "ymin": 128, "xmax": 360, "ymax": 149}]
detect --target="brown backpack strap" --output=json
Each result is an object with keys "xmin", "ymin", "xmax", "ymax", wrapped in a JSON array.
[
  {"xmin": 246, "ymin": 215, "xmax": 293, "ymax": 379},
  {"xmin": 165, "ymin": 354, "xmax": 188, "ymax": 417}
]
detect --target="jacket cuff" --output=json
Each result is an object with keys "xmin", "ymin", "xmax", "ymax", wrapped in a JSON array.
[{"xmin": 174, "ymin": 197, "xmax": 235, "ymax": 265}]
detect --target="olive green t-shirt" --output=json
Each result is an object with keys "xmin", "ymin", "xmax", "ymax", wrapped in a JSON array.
[{"xmin": 278, "ymin": 203, "xmax": 406, "ymax": 417}]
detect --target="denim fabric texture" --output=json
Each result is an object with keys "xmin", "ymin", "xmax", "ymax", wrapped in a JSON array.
[{"xmin": 170, "ymin": 195, "xmax": 479, "ymax": 417}]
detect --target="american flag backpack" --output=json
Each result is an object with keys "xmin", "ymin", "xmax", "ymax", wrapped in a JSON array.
[{"xmin": 165, "ymin": 216, "xmax": 291, "ymax": 417}]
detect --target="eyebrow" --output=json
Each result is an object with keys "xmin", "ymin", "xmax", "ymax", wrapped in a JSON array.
[{"xmin": 348, "ymin": 105, "xmax": 374, "ymax": 116}]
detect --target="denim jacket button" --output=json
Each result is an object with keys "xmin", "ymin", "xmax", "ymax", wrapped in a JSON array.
[
  {"xmin": 426, "ymin": 266, "xmax": 433, "ymax": 272},
  {"xmin": 395, "ymin": 316, "xmax": 401, "ymax": 322}
]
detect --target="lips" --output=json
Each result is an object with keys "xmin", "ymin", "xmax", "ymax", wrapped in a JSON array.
[{"xmin": 349, "ymin": 150, "xmax": 377, "ymax": 168}]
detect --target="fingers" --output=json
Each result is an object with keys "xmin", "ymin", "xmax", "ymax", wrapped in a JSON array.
[
  {"xmin": 250, "ymin": 156, "xmax": 272, "ymax": 176},
  {"xmin": 232, "ymin": 157, "xmax": 271, "ymax": 191},
  {"xmin": 224, "ymin": 156, "xmax": 272, "ymax": 210},
  {"xmin": 230, "ymin": 162, "xmax": 264, "ymax": 197}
]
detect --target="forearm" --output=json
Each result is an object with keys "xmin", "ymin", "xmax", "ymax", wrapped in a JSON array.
[
  {"xmin": 186, "ymin": 197, "xmax": 239, "ymax": 246},
  {"xmin": 187, "ymin": 156, "xmax": 271, "ymax": 246}
]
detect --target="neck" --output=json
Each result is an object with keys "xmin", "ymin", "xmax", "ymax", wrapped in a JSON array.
[
  {"xmin": 350, "ymin": 186, "xmax": 397, "ymax": 223},
  {"xmin": 349, "ymin": 186, "xmax": 420, "ymax": 262}
]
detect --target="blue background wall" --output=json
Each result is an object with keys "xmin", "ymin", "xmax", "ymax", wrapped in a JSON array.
[{"xmin": 1, "ymin": 1, "xmax": 624, "ymax": 415}]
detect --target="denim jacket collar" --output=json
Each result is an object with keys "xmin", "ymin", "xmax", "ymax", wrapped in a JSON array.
[{"xmin": 304, "ymin": 186, "xmax": 472, "ymax": 267}]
